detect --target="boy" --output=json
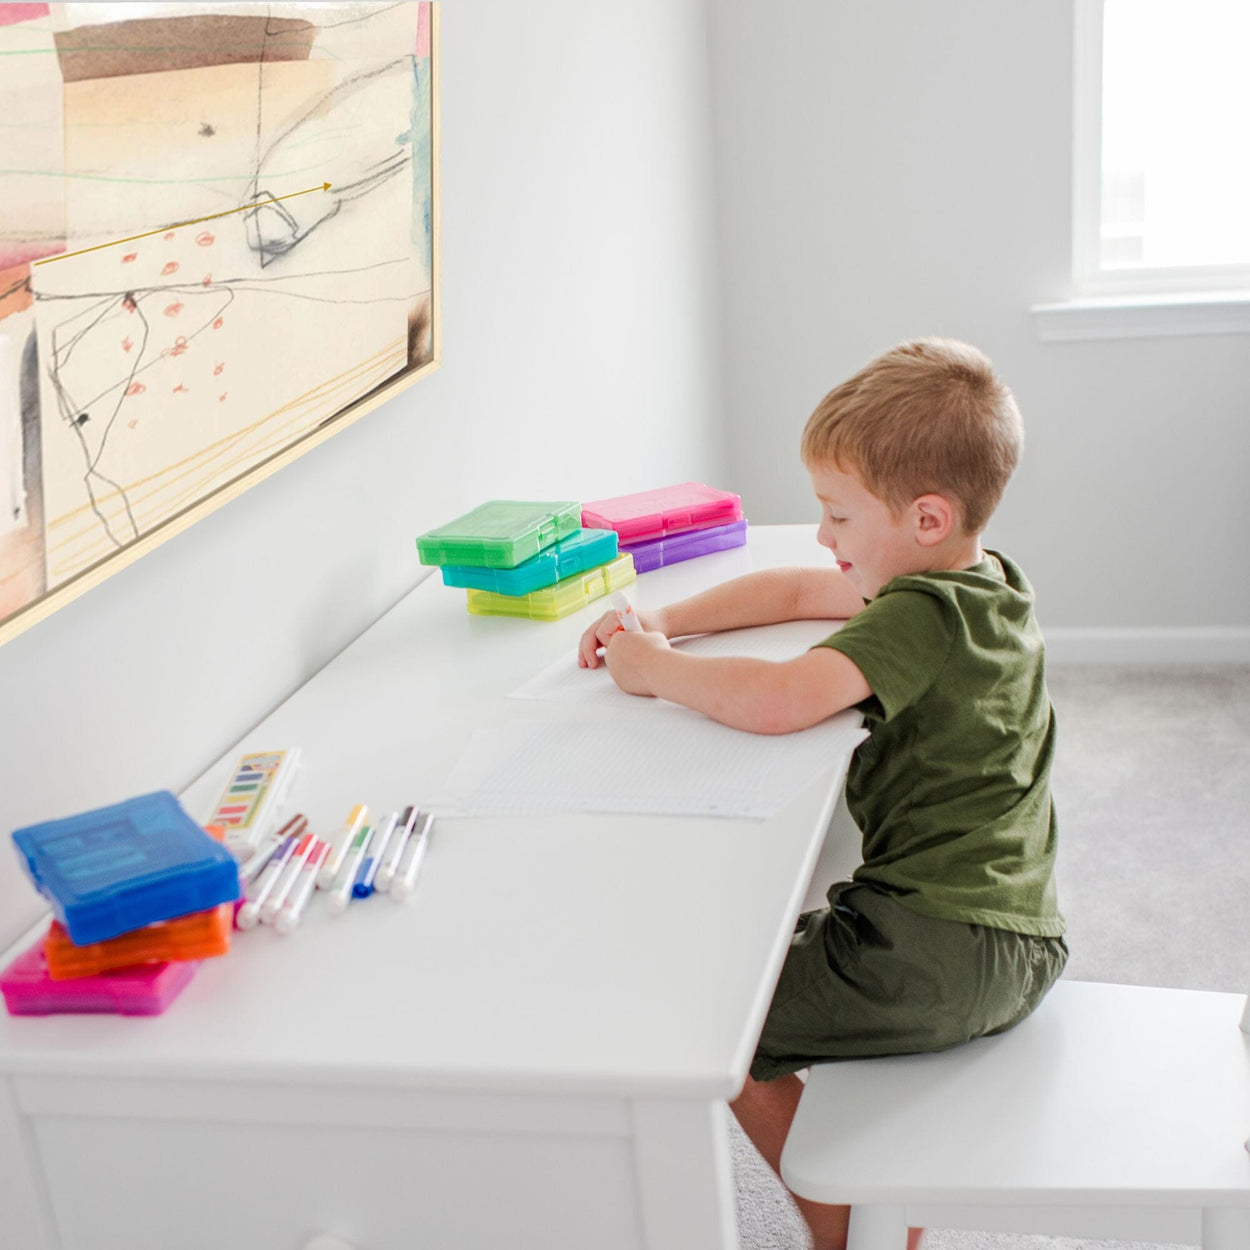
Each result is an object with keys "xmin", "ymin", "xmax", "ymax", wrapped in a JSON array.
[{"xmin": 577, "ymin": 338, "xmax": 1067, "ymax": 1250}]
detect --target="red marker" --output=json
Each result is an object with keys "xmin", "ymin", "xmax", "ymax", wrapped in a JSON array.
[{"xmin": 276, "ymin": 840, "xmax": 330, "ymax": 935}]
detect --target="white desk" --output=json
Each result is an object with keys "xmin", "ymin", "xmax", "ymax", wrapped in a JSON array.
[{"xmin": 0, "ymin": 524, "xmax": 861, "ymax": 1250}]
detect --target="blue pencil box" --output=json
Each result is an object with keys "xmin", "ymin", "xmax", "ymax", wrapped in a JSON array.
[
  {"xmin": 11, "ymin": 791, "xmax": 242, "ymax": 946},
  {"xmin": 439, "ymin": 528, "xmax": 619, "ymax": 596}
]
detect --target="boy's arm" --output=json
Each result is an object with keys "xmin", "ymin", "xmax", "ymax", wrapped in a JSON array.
[
  {"xmin": 604, "ymin": 634, "xmax": 871, "ymax": 734},
  {"xmin": 658, "ymin": 566, "xmax": 863, "ymax": 637},
  {"xmin": 579, "ymin": 566, "xmax": 862, "ymax": 668}
]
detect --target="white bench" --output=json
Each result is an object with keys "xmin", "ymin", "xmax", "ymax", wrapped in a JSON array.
[{"xmin": 780, "ymin": 980, "xmax": 1250, "ymax": 1249}]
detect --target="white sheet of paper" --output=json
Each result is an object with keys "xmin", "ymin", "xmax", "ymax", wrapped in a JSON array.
[
  {"xmin": 433, "ymin": 707, "xmax": 867, "ymax": 821},
  {"xmin": 510, "ymin": 618, "xmax": 845, "ymax": 706}
]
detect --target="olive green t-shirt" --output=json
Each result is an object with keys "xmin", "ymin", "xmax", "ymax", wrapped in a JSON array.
[{"xmin": 817, "ymin": 551, "xmax": 1064, "ymax": 937}]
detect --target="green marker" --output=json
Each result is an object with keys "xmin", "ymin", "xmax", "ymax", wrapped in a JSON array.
[
  {"xmin": 328, "ymin": 823, "xmax": 374, "ymax": 914},
  {"xmin": 317, "ymin": 803, "xmax": 368, "ymax": 889}
]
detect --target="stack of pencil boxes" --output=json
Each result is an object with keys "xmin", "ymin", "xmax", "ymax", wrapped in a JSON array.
[
  {"xmin": 417, "ymin": 482, "xmax": 747, "ymax": 621},
  {"xmin": 1, "ymin": 791, "xmax": 241, "ymax": 1017}
]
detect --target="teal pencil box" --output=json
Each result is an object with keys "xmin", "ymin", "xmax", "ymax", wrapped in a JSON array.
[
  {"xmin": 416, "ymin": 500, "xmax": 581, "ymax": 569},
  {"xmin": 440, "ymin": 528, "xmax": 618, "ymax": 595}
]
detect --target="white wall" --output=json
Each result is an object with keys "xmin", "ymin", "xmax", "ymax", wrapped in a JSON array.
[
  {"xmin": 707, "ymin": 2, "xmax": 1250, "ymax": 647},
  {"xmin": 0, "ymin": 1, "xmax": 727, "ymax": 951}
]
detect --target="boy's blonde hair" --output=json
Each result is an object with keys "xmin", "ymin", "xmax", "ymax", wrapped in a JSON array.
[{"xmin": 800, "ymin": 338, "xmax": 1023, "ymax": 535}]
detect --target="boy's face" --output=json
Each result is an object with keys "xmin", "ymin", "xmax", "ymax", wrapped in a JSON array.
[{"xmin": 808, "ymin": 460, "xmax": 919, "ymax": 599}]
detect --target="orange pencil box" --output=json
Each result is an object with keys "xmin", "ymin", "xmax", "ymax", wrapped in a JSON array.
[{"xmin": 43, "ymin": 902, "xmax": 233, "ymax": 980}]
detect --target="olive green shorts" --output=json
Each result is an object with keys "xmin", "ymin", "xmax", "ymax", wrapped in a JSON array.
[{"xmin": 750, "ymin": 881, "xmax": 1068, "ymax": 1082}]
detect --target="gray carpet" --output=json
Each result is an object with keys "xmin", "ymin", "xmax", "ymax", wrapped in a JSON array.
[{"xmin": 732, "ymin": 665, "xmax": 1250, "ymax": 1250}]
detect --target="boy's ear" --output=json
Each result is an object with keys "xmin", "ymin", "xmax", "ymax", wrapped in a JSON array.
[{"xmin": 912, "ymin": 494, "xmax": 956, "ymax": 546}]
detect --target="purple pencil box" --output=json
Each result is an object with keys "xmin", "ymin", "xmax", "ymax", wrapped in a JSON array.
[
  {"xmin": 0, "ymin": 939, "xmax": 198, "ymax": 1017},
  {"xmin": 622, "ymin": 518, "xmax": 749, "ymax": 574}
]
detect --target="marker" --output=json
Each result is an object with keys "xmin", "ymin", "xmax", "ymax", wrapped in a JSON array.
[
  {"xmin": 317, "ymin": 804, "xmax": 368, "ymax": 889},
  {"xmin": 391, "ymin": 811, "xmax": 434, "ymax": 902},
  {"xmin": 328, "ymin": 823, "xmax": 374, "ymax": 914},
  {"xmin": 353, "ymin": 810, "xmax": 399, "ymax": 898},
  {"xmin": 238, "ymin": 834, "xmax": 283, "ymax": 885},
  {"xmin": 611, "ymin": 590, "xmax": 642, "ymax": 632},
  {"xmin": 236, "ymin": 832, "xmax": 301, "ymax": 929},
  {"xmin": 239, "ymin": 814, "xmax": 306, "ymax": 884},
  {"xmin": 259, "ymin": 832, "xmax": 315, "ymax": 924},
  {"xmin": 275, "ymin": 839, "xmax": 329, "ymax": 935},
  {"xmin": 375, "ymin": 805, "xmax": 418, "ymax": 893}
]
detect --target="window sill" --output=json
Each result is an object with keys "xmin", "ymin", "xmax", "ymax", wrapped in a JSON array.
[{"xmin": 1030, "ymin": 291, "xmax": 1250, "ymax": 342}]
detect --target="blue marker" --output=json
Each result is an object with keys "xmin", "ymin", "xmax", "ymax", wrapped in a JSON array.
[{"xmin": 353, "ymin": 810, "xmax": 399, "ymax": 898}]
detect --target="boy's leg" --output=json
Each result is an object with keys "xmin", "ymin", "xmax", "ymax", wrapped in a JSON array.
[
  {"xmin": 731, "ymin": 1073, "xmax": 923, "ymax": 1250},
  {"xmin": 731, "ymin": 1073, "xmax": 850, "ymax": 1249}
]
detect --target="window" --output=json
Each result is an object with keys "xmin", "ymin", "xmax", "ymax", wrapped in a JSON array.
[
  {"xmin": 1036, "ymin": 0, "xmax": 1250, "ymax": 339},
  {"xmin": 1074, "ymin": 0, "xmax": 1250, "ymax": 295}
]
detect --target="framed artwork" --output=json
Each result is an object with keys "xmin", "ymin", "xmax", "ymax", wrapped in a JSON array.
[{"xmin": 0, "ymin": 1, "xmax": 439, "ymax": 645}]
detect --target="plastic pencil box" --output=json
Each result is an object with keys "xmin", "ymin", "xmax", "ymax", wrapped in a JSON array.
[
  {"xmin": 440, "ymin": 527, "xmax": 618, "ymax": 596},
  {"xmin": 581, "ymin": 483, "xmax": 742, "ymax": 545},
  {"xmin": 43, "ymin": 903, "xmax": 233, "ymax": 980},
  {"xmin": 417, "ymin": 500, "xmax": 581, "ymax": 569},
  {"xmin": 1, "ymin": 940, "xmax": 197, "ymax": 1017},
  {"xmin": 10, "ymin": 791, "xmax": 242, "ymax": 946},
  {"xmin": 466, "ymin": 553, "xmax": 636, "ymax": 621},
  {"xmin": 623, "ymin": 518, "xmax": 749, "ymax": 574}
]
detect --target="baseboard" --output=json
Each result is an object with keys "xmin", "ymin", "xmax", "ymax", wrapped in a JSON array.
[{"xmin": 1044, "ymin": 627, "xmax": 1250, "ymax": 664}]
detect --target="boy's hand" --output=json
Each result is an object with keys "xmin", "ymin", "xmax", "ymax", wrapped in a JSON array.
[
  {"xmin": 603, "ymin": 630, "xmax": 671, "ymax": 695},
  {"xmin": 577, "ymin": 606, "xmax": 665, "ymax": 669}
]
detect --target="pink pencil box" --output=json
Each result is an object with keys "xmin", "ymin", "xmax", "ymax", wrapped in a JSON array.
[
  {"xmin": 581, "ymin": 482, "xmax": 742, "ymax": 545},
  {"xmin": 0, "ymin": 939, "xmax": 198, "ymax": 1017}
]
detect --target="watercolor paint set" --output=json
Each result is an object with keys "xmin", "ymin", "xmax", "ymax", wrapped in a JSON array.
[{"xmin": 206, "ymin": 747, "xmax": 301, "ymax": 858}]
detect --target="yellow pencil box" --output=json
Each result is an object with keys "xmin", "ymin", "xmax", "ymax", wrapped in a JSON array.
[{"xmin": 465, "ymin": 553, "xmax": 636, "ymax": 621}]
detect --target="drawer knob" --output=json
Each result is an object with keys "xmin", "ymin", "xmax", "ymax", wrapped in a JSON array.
[{"xmin": 303, "ymin": 1236, "xmax": 357, "ymax": 1250}]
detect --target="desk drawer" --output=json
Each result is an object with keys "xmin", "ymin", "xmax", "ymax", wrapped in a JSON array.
[
  {"xmin": 24, "ymin": 1082, "xmax": 646, "ymax": 1250},
  {"xmin": 36, "ymin": 1115, "xmax": 643, "ymax": 1250}
]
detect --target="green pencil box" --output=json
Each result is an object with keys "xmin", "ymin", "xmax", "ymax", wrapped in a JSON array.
[
  {"xmin": 466, "ymin": 553, "xmax": 636, "ymax": 621},
  {"xmin": 417, "ymin": 500, "xmax": 581, "ymax": 569}
]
